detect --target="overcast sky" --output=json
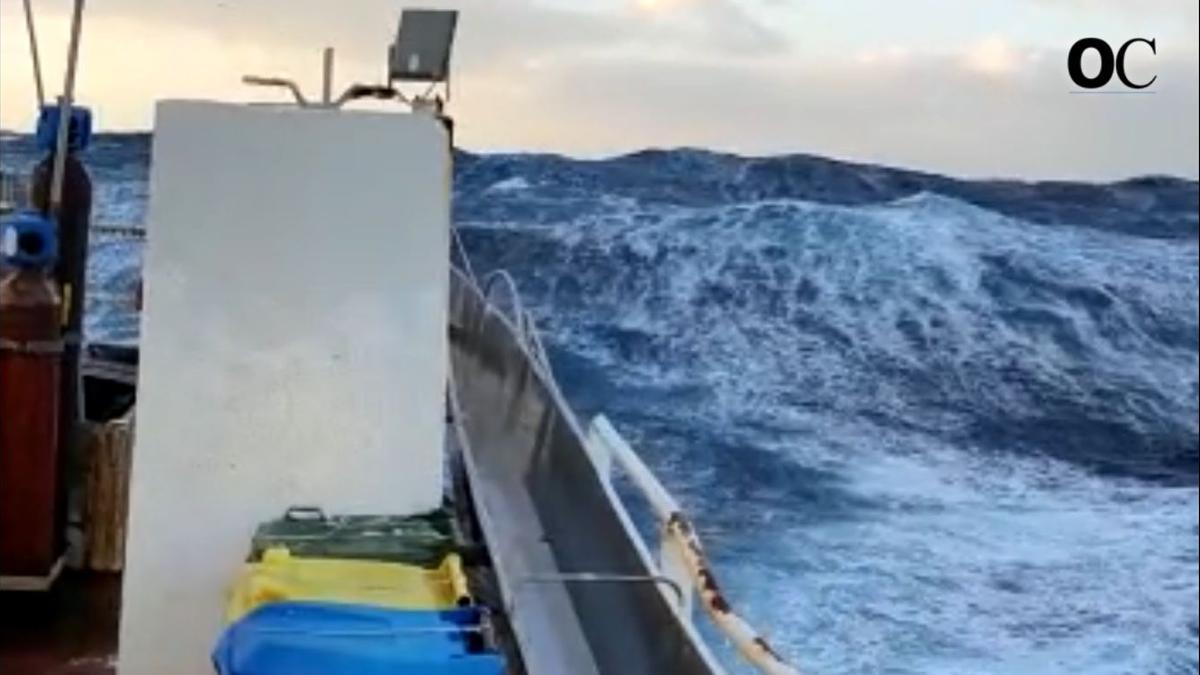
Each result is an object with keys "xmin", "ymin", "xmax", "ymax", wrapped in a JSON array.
[{"xmin": 1, "ymin": 0, "xmax": 1197, "ymax": 179}]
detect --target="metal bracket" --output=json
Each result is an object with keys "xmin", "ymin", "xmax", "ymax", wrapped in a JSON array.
[
  {"xmin": 0, "ymin": 554, "xmax": 65, "ymax": 592},
  {"xmin": 514, "ymin": 572, "xmax": 685, "ymax": 607},
  {"xmin": 242, "ymin": 75, "xmax": 310, "ymax": 107},
  {"xmin": 0, "ymin": 337, "xmax": 65, "ymax": 354}
]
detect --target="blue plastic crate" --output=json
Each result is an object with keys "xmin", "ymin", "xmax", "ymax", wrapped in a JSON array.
[{"xmin": 212, "ymin": 602, "xmax": 505, "ymax": 675}]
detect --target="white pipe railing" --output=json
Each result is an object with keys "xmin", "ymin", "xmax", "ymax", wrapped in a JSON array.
[
  {"xmin": 587, "ymin": 415, "xmax": 801, "ymax": 675},
  {"xmin": 450, "ymin": 226, "xmax": 476, "ymax": 285}
]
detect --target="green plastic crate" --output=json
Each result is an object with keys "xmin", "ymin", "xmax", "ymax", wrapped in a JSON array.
[{"xmin": 250, "ymin": 506, "xmax": 458, "ymax": 568}]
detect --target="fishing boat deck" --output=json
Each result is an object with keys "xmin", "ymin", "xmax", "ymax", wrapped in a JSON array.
[{"xmin": 0, "ymin": 572, "xmax": 121, "ymax": 675}]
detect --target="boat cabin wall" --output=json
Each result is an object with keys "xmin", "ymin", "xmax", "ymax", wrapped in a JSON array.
[{"xmin": 119, "ymin": 101, "xmax": 451, "ymax": 675}]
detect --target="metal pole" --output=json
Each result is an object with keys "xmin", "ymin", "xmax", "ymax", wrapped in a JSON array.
[
  {"xmin": 49, "ymin": 0, "xmax": 86, "ymax": 216},
  {"xmin": 22, "ymin": 0, "xmax": 46, "ymax": 108},
  {"xmin": 322, "ymin": 47, "xmax": 334, "ymax": 105}
]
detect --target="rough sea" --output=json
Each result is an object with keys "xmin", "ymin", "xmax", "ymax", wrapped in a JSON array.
[{"xmin": 3, "ymin": 133, "xmax": 1197, "ymax": 675}]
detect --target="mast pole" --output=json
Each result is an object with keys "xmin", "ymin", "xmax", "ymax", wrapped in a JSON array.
[
  {"xmin": 322, "ymin": 47, "xmax": 334, "ymax": 105},
  {"xmin": 21, "ymin": 0, "xmax": 46, "ymax": 108},
  {"xmin": 49, "ymin": 0, "xmax": 86, "ymax": 216}
]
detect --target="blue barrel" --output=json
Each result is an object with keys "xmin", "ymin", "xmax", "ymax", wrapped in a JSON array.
[{"xmin": 212, "ymin": 602, "xmax": 505, "ymax": 675}]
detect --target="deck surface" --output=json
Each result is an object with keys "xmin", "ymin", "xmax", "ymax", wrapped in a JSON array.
[
  {"xmin": 0, "ymin": 572, "xmax": 120, "ymax": 675},
  {"xmin": 450, "ymin": 347, "xmax": 601, "ymax": 675}
]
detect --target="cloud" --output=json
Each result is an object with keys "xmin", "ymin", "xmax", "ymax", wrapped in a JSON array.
[
  {"xmin": 962, "ymin": 37, "xmax": 1024, "ymax": 76},
  {"xmin": 633, "ymin": 0, "xmax": 701, "ymax": 14},
  {"xmin": 1031, "ymin": 0, "xmax": 1198, "ymax": 22},
  {"xmin": 2, "ymin": 0, "xmax": 1195, "ymax": 179},
  {"xmin": 460, "ymin": 48, "xmax": 1198, "ymax": 180},
  {"xmin": 78, "ymin": 0, "xmax": 788, "ymax": 65},
  {"xmin": 856, "ymin": 46, "xmax": 913, "ymax": 66}
]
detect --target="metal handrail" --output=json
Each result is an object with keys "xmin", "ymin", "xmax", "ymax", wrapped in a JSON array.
[
  {"xmin": 480, "ymin": 269, "xmax": 526, "ymax": 331},
  {"xmin": 454, "ymin": 255, "xmax": 799, "ymax": 675},
  {"xmin": 515, "ymin": 573, "xmax": 685, "ymax": 608},
  {"xmin": 450, "ymin": 226, "xmax": 476, "ymax": 285},
  {"xmin": 472, "ymin": 267, "xmax": 559, "ymax": 388},
  {"xmin": 241, "ymin": 75, "xmax": 309, "ymax": 107}
]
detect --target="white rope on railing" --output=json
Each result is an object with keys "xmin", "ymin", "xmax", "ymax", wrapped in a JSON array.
[{"xmin": 588, "ymin": 416, "xmax": 801, "ymax": 675}]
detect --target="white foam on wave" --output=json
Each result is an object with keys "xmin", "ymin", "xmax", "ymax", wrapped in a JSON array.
[
  {"xmin": 85, "ymin": 179, "xmax": 148, "ymax": 344},
  {"xmin": 485, "ymin": 176, "xmax": 532, "ymax": 193},
  {"xmin": 93, "ymin": 180, "xmax": 150, "ymax": 227},
  {"xmin": 743, "ymin": 419, "xmax": 1199, "ymax": 674},
  {"xmin": 513, "ymin": 191, "xmax": 1198, "ymax": 433},
  {"xmin": 504, "ymin": 191, "xmax": 1199, "ymax": 674}
]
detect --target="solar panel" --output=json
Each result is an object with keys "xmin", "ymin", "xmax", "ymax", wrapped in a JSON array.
[{"xmin": 388, "ymin": 10, "xmax": 458, "ymax": 83}]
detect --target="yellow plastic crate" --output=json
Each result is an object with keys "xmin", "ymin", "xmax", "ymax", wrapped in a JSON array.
[{"xmin": 226, "ymin": 547, "xmax": 470, "ymax": 623}]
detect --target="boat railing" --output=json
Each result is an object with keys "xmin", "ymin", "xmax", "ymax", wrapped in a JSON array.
[
  {"xmin": 449, "ymin": 224, "xmax": 476, "ymax": 286},
  {"xmin": 1, "ymin": 169, "xmax": 30, "ymax": 214},
  {"xmin": 480, "ymin": 269, "xmax": 557, "ymax": 385},
  {"xmin": 450, "ymin": 225, "xmax": 558, "ymax": 387},
  {"xmin": 91, "ymin": 224, "xmax": 147, "ymax": 239},
  {"xmin": 449, "ymin": 227, "xmax": 799, "ymax": 675}
]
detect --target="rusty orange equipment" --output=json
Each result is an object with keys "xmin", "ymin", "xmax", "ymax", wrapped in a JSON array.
[{"xmin": 0, "ymin": 213, "xmax": 64, "ymax": 583}]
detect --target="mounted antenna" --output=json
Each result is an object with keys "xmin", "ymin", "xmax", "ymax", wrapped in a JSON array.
[{"xmin": 388, "ymin": 9, "xmax": 458, "ymax": 110}]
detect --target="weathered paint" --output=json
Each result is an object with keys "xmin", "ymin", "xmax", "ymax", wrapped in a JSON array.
[{"xmin": 667, "ymin": 512, "xmax": 800, "ymax": 675}]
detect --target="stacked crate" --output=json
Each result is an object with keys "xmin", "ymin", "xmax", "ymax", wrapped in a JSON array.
[{"xmin": 212, "ymin": 507, "xmax": 504, "ymax": 675}]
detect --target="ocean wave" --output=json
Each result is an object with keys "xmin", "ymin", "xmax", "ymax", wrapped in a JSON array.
[
  {"xmin": 456, "ymin": 148, "xmax": 1199, "ymax": 239},
  {"xmin": 459, "ymin": 190, "xmax": 1198, "ymax": 485},
  {"xmin": 3, "ymin": 137, "xmax": 1196, "ymax": 674}
]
